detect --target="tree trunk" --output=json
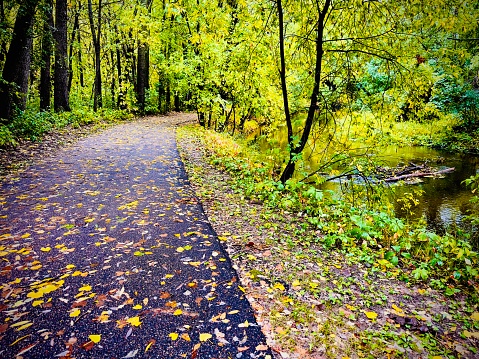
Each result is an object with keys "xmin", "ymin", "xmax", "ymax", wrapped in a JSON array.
[
  {"xmin": 0, "ymin": 0, "xmax": 7, "ymax": 62},
  {"xmin": 136, "ymin": 43, "xmax": 148, "ymax": 112},
  {"xmin": 279, "ymin": 0, "xmax": 331, "ymax": 183},
  {"xmin": 136, "ymin": 0, "xmax": 152, "ymax": 112},
  {"xmin": 88, "ymin": 0, "xmax": 103, "ymax": 111},
  {"xmin": 68, "ymin": 4, "xmax": 81, "ymax": 93},
  {"xmin": 0, "ymin": 0, "xmax": 40, "ymax": 122},
  {"xmin": 40, "ymin": 0, "xmax": 54, "ymax": 111},
  {"xmin": 54, "ymin": 0, "xmax": 71, "ymax": 112}
]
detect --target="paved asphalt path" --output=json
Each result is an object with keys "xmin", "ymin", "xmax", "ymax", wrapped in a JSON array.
[{"xmin": 0, "ymin": 115, "xmax": 272, "ymax": 358}]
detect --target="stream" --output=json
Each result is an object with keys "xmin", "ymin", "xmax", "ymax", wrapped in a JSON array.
[{"xmin": 322, "ymin": 146, "xmax": 479, "ymax": 237}]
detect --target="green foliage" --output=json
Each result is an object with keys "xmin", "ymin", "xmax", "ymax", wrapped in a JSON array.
[
  {"xmin": 185, "ymin": 124, "xmax": 479, "ymax": 294},
  {"xmin": 0, "ymin": 108, "xmax": 132, "ymax": 146}
]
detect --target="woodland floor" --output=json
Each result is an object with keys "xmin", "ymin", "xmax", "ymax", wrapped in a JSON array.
[
  {"xmin": 0, "ymin": 113, "xmax": 478, "ymax": 359},
  {"xmin": 0, "ymin": 113, "xmax": 271, "ymax": 358}
]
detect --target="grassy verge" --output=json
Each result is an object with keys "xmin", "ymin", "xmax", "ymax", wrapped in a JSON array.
[
  {"xmin": 177, "ymin": 123, "xmax": 479, "ymax": 358},
  {"xmin": 0, "ymin": 108, "xmax": 133, "ymax": 147}
]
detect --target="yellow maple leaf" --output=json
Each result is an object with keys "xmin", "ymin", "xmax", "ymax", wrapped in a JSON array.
[
  {"xmin": 169, "ymin": 333, "xmax": 179, "ymax": 340},
  {"xmin": 392, "ymin": 304, "xmax": 403, "ymax": 313},
  {"xmin": 79, "ymin": 284, "xmax": 92, "ymax": 292},
  {"xmin": 364, "ymin": 311, "xmax": 378, "ymax": 320},
  {"xmin": 471, "ymin": 312, "xmax": 479, "ymax": 321},
  {"xmin": 173, "ymin": 309, "xmax": 182, "ymax": 316},
  {"xmin": 127, "ymin": 316, "xmax": 142, "ymax": 327},
  {"xmin": 32, "ymin": 300, "xmax": 44, "ymax": 307},
  {"xmin": 27, "ymin": 291, "xmax": 43, "ymax": 299},
  {"xmin": 199, "ymin": 333, "xmax": 212, "ymax": 342},
  {"xmin": 65, "ymin": 264, "xmax": 76, "ymax": 270},
  {"xmin": 40, "ymin": 247, "xmax": 51, "ymax": 252},
  {"xmin": 133, "ymin": 304, "xmax": 142, "ymax": 310},
  {"xmin": 70, "ymin": 309, "xmax": 81, "ymax": 317},
  {"xmin": 89, "ymin": 334, "xmax": 101, "ymax": 343}
]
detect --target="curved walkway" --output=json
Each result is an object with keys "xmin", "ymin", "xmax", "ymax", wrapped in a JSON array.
[{"xmin": 0, "ymin": 114, "xmax": 271, "ymax": 358}]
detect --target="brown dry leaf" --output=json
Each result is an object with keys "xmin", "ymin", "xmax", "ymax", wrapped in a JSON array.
[
  {"xmin": 72, "ymin": 300, "xmax": 88, "ymax": 308},
  {"xmin": 165, "ymin": 301, "xmax": 177, "ymax": 308},
  {"xmin": 0, "ymin": 323, "xmax": 8, "ymax": 334},
  {"xmin": 116, "ymin": 318, "xmax": 129, "ymax": 329},
  {"xmin": 81, "ymin": 341, "xmax": 95, "ymax": 351},
  {"xmin": 159, "ymin": 292, "xmax": 171, "ymax": 299},
  {"xmin": 256, "ymin": 344, "xmax": 268, "ymax": 351},
  {"xmin": 95, "ymin": 294, "xmax": 108, "ymax": 307},
  {"xmin": 238, "ymin": 346, "xmax": 250, "ymax": 352}
]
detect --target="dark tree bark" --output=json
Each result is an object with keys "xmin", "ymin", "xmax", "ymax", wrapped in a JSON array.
[
  {"xmin": 0, "ymin": 0, "xmax": 40, "ymax": 122},
  {"xmin": 68, "ymin": 4, "xmax": 81, "ymax": 93},
  {"xmin": 279, "ymin": 0, "xmax": 331, "ymax": 183},
  {"xmin": 88, "ymin": 0, "xmax": 103, "ymax": 111},
  {"xmin": 40, "ymin": 0, "xmax": 54, "ymax": 111},
  {"xmin": 0, "ymin": 0, "xmax": 7, "ymax": 62},
  {"xmin": 136, "ymin": 43, "xmax": 148, "ymax": 111},
  {"xmin": 54, "ymin": 0, "xmax": 71, "ymax": 112},
  {"xmin": 115, "ymin": 25, "xmax": 125, "ymax": 109},
  {"xmin": 136, "ymin": 0, "xmax": 152, "ymax": 112}
]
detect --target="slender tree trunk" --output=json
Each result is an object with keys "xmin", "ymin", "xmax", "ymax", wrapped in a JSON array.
[
  {"xmin": 280, "ymin": 0, "xmax": 331, "ymax": 183},
  {"xmin": 174, "ymin": 93, "xmax": 180, "ymax": 111},
  {"xmin": 0, "ymin": 0, "xmax": 40, "ymax": 122},
  {"xmin": 68, "ymin": 5, "xmax": 81, "ymax": 93},
  {"xmin": 0, "ymin": 0, "xmax": 7, "ymax": 62},
  {"xmin": 137, "ymin": 43, "xmax": 148, "ymax": 112},
  {"xmin": 88, "ymin": 0, "xmax": 103, "ymax": 111},
  {"xmin": 77, "ymin": 12, "xmax": 84, "ymax": 88},
  {"xmin": 110, "ymin": 50, "xmax": 116, "ymax": 108},
  {"xmin": 136, "ymin": 0, "xmax": 152, "ymax": 112},
  {"xmin": 54, "ymin": 0, "xmax": 71, "ymax": 112},
  {"xmin": 40, "ymin": 0, "xmax": 54, "ymax": 111}
]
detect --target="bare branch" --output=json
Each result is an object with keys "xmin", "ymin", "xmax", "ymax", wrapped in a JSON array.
[{"xmin": 323, "ymin": 27, "xmax": 395, "ymax": 43}]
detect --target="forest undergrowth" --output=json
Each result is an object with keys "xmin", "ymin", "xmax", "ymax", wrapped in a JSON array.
[{"xmin": 177, "ymin": 123, "xmax": 479, "ymax": 359}]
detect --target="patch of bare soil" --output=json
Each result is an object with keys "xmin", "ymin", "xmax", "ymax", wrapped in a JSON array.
[{"xmin": 177, "ymin": 125, "xmax": 479, "ymax": 359}]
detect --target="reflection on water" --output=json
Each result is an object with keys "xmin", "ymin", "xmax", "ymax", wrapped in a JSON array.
[
  {"xmin": 379, "ymin": 146, "xmax": 478, "ymax": 233},
  {"xmin": 258, "ymin": 127, "xmax": 478, "ymax": 243}
]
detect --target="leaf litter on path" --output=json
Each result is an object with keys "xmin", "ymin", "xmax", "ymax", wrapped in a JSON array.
[{"xmin": 0, "ymin": 114, "xmax": 271, "ymax": 359}]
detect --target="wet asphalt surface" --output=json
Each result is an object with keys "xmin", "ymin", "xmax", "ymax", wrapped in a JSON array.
[{"xmin": 0, "ymin": 116, "xmax": 272, "ymax": 358}]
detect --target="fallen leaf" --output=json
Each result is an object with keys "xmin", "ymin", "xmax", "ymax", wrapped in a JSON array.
[
  {"xmin": 70, "ymin": 309, "xmax": 81, "ymax": 317},
  {"xmin": 145, "ymin": 339, "xmax": 156, "ymax": 352},
  {"xmin": 169, "ymin": 333, "xmax": 179, "ymax": 340},
  {"xmin": 181, "ymin": 333, "xmax": 191, "ymax": 341},
  {"xmin": 89, "ymin": 334, "xmax": 101, "ymax": 343},
  {"xmin": 121, "ymin": 349, "xmax": 139, "ymax": 358},
  {"xmin": 126, "ymin": 316, "xmax": 142, "ymax": 327},
  {"xmin": 199, "ymin": 333, "xmax": 212, "ymax": 342},
  {"xmin": 40, "ymin": 247, "xmax": 51, "ymax": 252},
  {"xmin": 463, "ymin": 330, "xmax": 479, "ymax": 339},
  {"xmin": 364, "ymin": 311, "xmax": 378, "ymax": 320},
  {"xmin": 471, "ymin": 312, "xmax": 479, "ymax": 321},
  {"xmin": 79, "ymin": 284, "xmax": 92, "ymax": 292}
]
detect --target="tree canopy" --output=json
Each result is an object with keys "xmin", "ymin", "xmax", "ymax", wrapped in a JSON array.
[{"xmin": 0, "ymin": 0, "xmax": 478, "ymax": 178}]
